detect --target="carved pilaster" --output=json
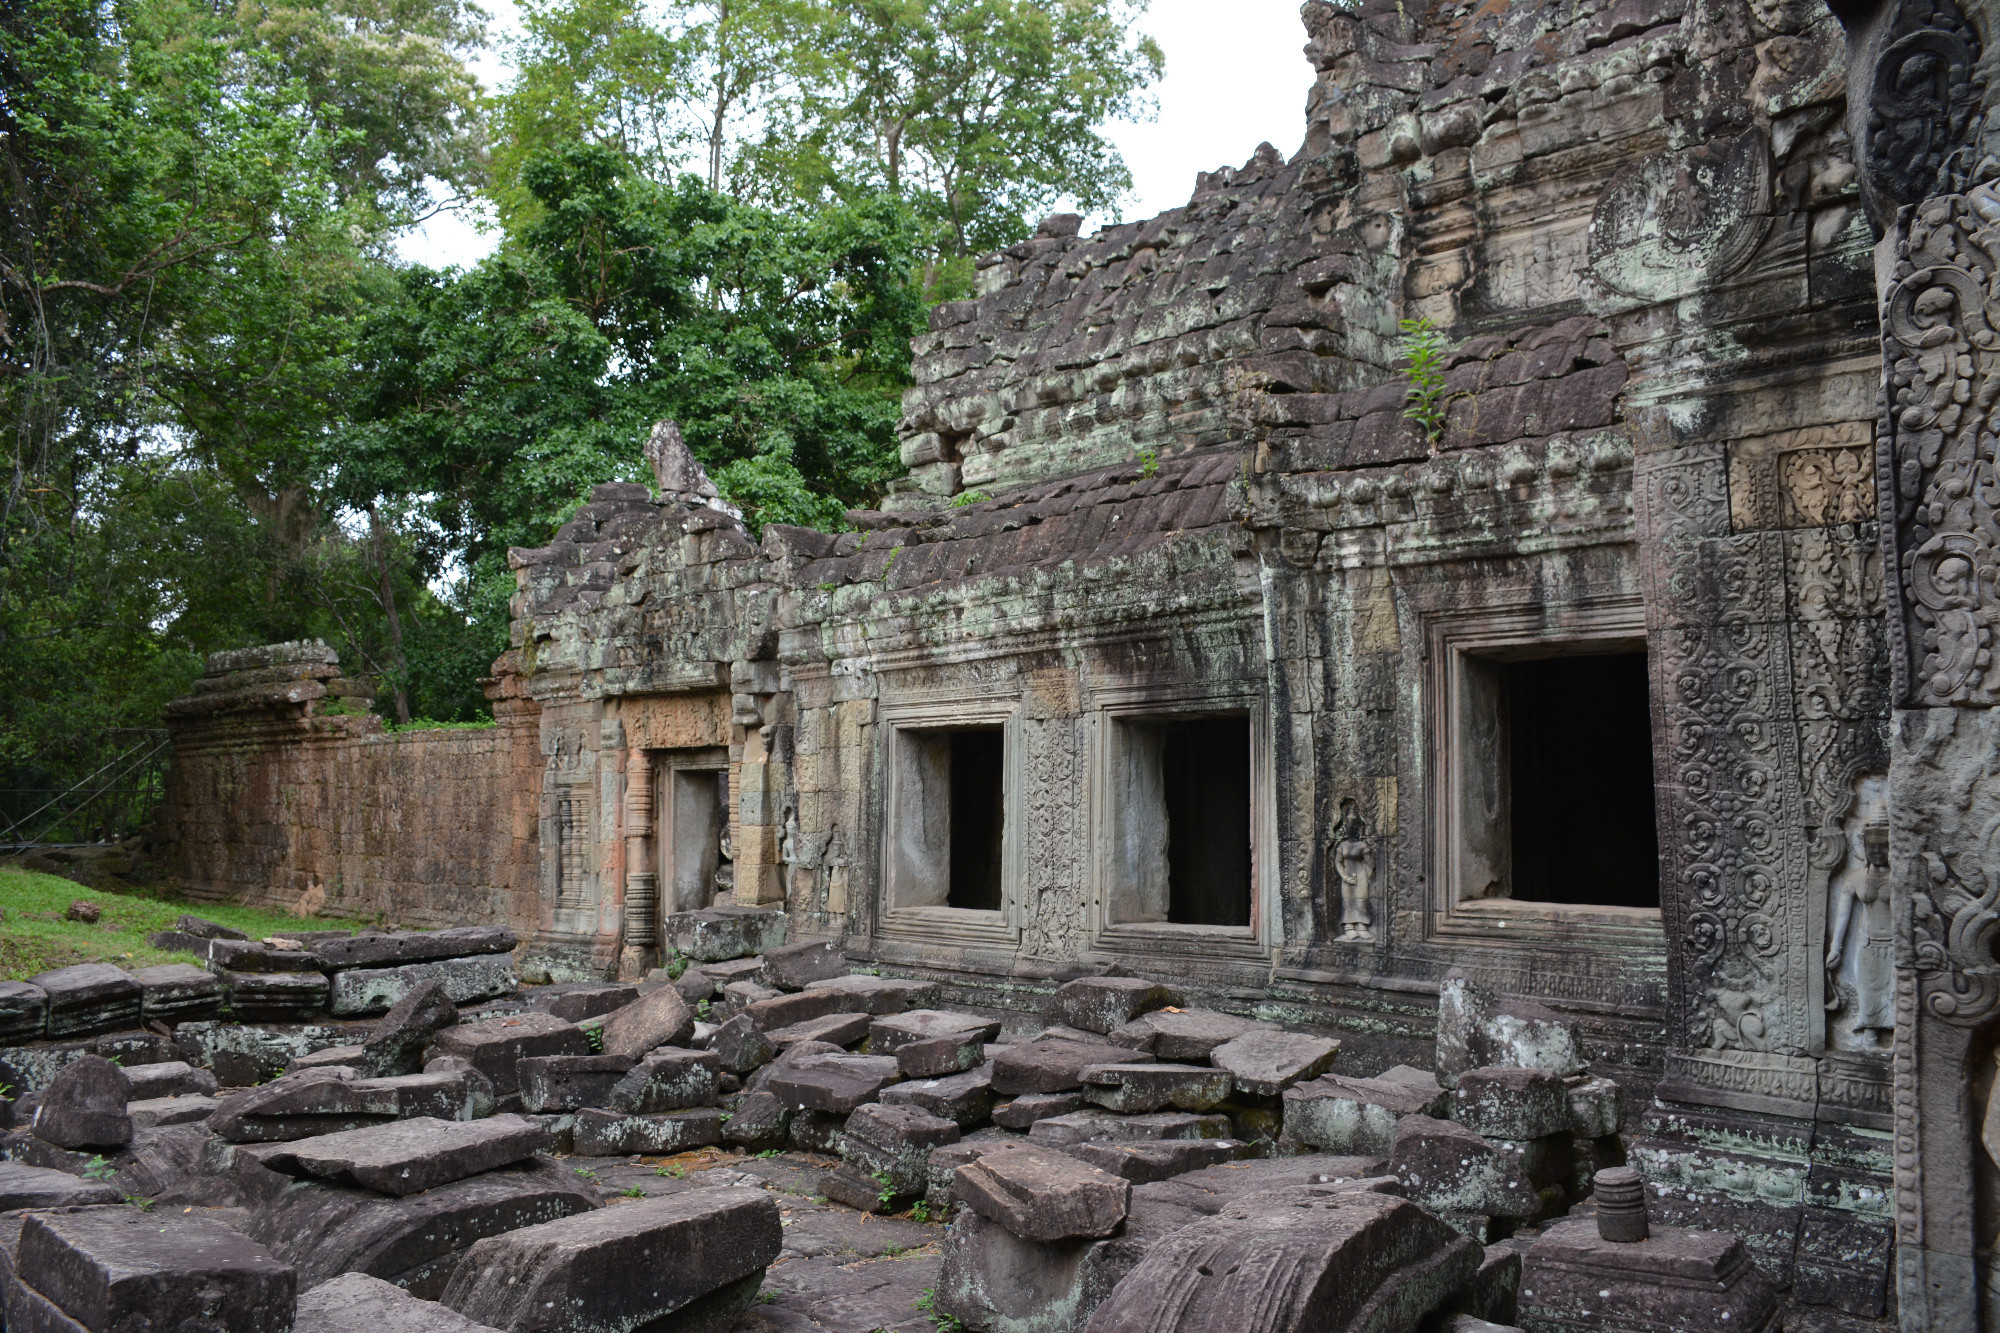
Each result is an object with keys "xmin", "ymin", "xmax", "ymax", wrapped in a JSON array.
[{"xmin": 620, "ymin": 746, "xmax": 658, "ymax": 978}]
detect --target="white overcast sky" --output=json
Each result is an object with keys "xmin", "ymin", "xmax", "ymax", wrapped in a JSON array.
[{"xmin": 395, "ymin": 0, "xmax": 1320, "ymax": 269}]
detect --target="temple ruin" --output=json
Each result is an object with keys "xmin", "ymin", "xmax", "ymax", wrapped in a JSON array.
[{"xmin": 132, "ymin": 0, "xmax": 2000, "ymax": 1327}]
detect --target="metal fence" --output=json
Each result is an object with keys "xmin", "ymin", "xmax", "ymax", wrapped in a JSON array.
[{"xmin": 0, "ymin": 728, "xmax": 172, "ymax": 850}]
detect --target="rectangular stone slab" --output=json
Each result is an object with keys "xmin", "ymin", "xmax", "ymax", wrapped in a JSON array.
[
  {"xmin": 517, "ymin": 1054, "xmax": 637, "ymax": 1112},
  {"xmin": 1028, "ymin": 1109, "xmax": 1232, "ymax": 1147},
  {"xmin": 1047, "ymin": 977, "xmax": 1182, "ymax": 1035},
  {"xmin": 1065, "ymin": 1138, "xmax": 1252, "ymax": 1184},
  {"xmin": 572, "ymin": 1107, "xmax": 724, "ymax": 1155},
  {"xmin": 295, "ymin": 1272, "xmax": 506, "ymax": 1333},
  {"xmin": 129, "ymin": 966, "xmax": 222, "ymax": 1023},
  {"xmin": 429, "ymin": 1014, "xmax": 591, "ymax": 1095},
  {"xmin": 992, "ymin": 1039, "xmax": 1153, "ymax": 1095},
  {"xmin": 880, "ymin": 1063, "xmax": 995, "ymax": 1128},
  {"xmin": 314, "ymin": 928, "xmax": 518, "ymax": 971},
  {"xmin": 327, "ymin": 957, "xmax": 517, "ymax": 1017},
  {"xmin": 765, "ymin": 1011, "xmax": 871, "ymax": 1049},
  {"xmin": 0, "ymin": 982, "xmax": 47, "ymax": 1044},
  {"xmin": 1107, "ymin": 1009, "xmax": 1276, "ymax": 1060},
  {"xmin": 763, "ymin": 1054, "xmax": 900, "ymax": 1112},
  {"xmin": 31, "ymin": 967, "xmax": 141, "ymax": 1039},
  {"xmin": 663, "ymin": 906, "xmax": 788, "ymax": 961},
  {"xmin": 954, "ymin": 1143, "xmax": 1131, "ymax": 1241},
  {"xmin": 265, "ymin": 1114, "xmax": 550, "ymax": 1195},
  {"xmin": 17, "ymin": 1208, "xmax": 294, "ymax": 1333},
  {"xmin": 800, "ymin": 974, "xmax": 934, "ymax": 1014},
  {"xmin": 220, "ymin": 970, "xmax": 330, "ymax": 1021},
  {"xmin": 0, "ymin": 1162, "xmax": 119, "ymax": 1211},
  {"xmin": 441, "ymin": 1187, "xmax": 781, "ymax": 1333},
  {"xmin": 1207, "ymin": 1030, "xmax": 1341, "ymax": 1098},
  {"xmin": 1079, "ymin": 1062, "xmax": 1234, "ymax": 1113}
]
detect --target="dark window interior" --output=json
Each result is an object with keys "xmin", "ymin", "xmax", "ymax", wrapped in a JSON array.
[
  {"xmin": 1163, "ymin": 717, "xmax": 1251, "ymax": 926},
  {"xmin": 947, "ymin": 729, "xmax": 1005, "ymax": 910},
  {"xmin": 1506, "ymin": 653, "xmax": 1660, "ymax": 908}
]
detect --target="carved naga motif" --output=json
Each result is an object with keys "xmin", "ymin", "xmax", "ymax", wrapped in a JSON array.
[
  {"xmin": 1862, "ymin": 0, "xmax": 1986, "ymax": 224},
  {"xmin": 1881, "ymin": 186, "xmax": 2000, "ymax": 708}
]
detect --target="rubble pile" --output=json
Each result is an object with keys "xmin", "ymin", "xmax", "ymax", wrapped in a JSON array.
[{"xmin": 0, "ymin": 915, "xmax": 1770, "ymax": 1332}]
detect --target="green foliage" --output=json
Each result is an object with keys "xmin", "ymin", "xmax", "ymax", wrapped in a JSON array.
[
  {"xmin": 915, "ymin": 1287, "xmax": 964, "ymax": 1332},
  {"xmin": 620, "ymin": 1185, "xmax": 647, "ymax": 1197},
  {"xmin": 756, "ymin": 1148, "xmax": 781, "ymax": 1159},
  {"xmin": 664, "ymin": 951, "xmax": 690, "ymax": 981},
  {"xmin": 1135, "ymin": 447, "xmax": 1158, "ymax": 478},
  {"xmin": 82, "ymin": 1155, "xmax": 116, "ymax": 1181},
  {"xmin": 1397, "ymin": 316, "xmax": 1452, "ymax": 442},
  {"xmin": 949, "ymin": 489, "xmax": 990, "ymax": 507},
  {"xmin": 909, "ymin": 1199, "xmax": 935, "ymax": 1223}
]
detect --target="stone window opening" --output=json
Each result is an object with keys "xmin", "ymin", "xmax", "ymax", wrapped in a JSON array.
[
  {"xmin": 1109, "ymin": 713, "xmax": 1253, "ymax": 929},
  {"xmin": 1451, "ymin": 647, "xmax": 1660, "ymax": 911},
  {"xmin": 655, "ymin": 752, "xmax": 731, "ymax": 915},
  {"xmin": 885, "ymin": 723, "xmax": 1012, "ymax": 917}
]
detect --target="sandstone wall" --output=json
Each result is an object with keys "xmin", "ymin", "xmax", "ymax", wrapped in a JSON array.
[{"xmin": 159, "ymin": 642, "xmax": 542, "ymax": 931}]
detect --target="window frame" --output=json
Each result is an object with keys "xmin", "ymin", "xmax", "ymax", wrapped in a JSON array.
[{"xmin": 877, "ymin": 699, "xmax": 1023, "ymax": 950}]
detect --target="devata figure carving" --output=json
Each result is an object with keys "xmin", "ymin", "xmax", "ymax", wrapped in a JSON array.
[
  {"xmin": 1826, "ymin": 774, "xmax": 1893, "ymax": 1051},
  {"xmin": 1332, "ymin": 802, "xmax": 1375, "ymax": 942}
]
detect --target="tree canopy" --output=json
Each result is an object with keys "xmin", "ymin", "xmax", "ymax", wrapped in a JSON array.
[{"xmin": 0, "ymin": 0, "xmax": 1158, "ymax": 822}]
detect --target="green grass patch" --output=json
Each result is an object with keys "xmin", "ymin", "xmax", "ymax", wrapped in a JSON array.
[{"xmin": 0, "ymin": 869, "xmax": 367, "ymax": 980}]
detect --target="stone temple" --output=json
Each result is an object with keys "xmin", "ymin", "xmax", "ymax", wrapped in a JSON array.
[{"xmin": 134, "ymin": 0, "xmax": 2000, "ymax": 1328}]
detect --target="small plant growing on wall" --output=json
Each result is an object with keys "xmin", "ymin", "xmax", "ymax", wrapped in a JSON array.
[{"xmin": 1398, "ymin": 315, "xmax": 1452, "ymax": 442}]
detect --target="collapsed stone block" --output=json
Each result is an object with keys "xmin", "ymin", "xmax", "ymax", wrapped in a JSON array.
[
  {"xmin": 1453, "ymin": 1067, "xmax": 1571, "ymax": 1141},
  {"xmin": 0, "ymin": 982, "xmax": 47, "ymax": 1044},
  {"xmin": 607, "ymin": 1048, "xmax": 720, "ymax": 1112},
  {"xmin": 764, "ymin": 1053, "xmax": 900, "ymax": 1113},
  {"xmin": 127, "ymin": 1095, "xmax": 219, "ymax": 1129},
  {"xmin": 526, "ymin": 984, "xmax": 639, "ymax": 1023},
  {"xmin": 1388, "ymin": 1115, "xmax": 1553, "ymax": 1220},
  {"xmin": 1080, "ymin": 1062, "xmax": 1234, "ymax": 1113},
  {"xmin": 786, "ymin": 1108, "xmax": 846, "ymax": 1153},
  {"xmin": 328, "ymin": 957, "xmax": 517, "ymax": 1017},
  {"xmin": 742, "ymin": 987, "xmax": 853, "ymax": 1032},
  {"xmin": 765, "ymin": 1011, "xmax": 871, "ymax": 1049},
  {"xmin": 994, "ymin": 1038, "xmax": 1153, "ymax": 1095},
  {"xmin": 720, "ymin": 1090, "xmax": 789, "ymax": 1150},
  {"xmin": 1517, "ymin": 1218, "xmax": 1776, "ymax": 1333},
  {"xmin": 1283, "ymin": 1064, "xmax": 1448, "ymax": 1155},
  {"xmin": 707, "ymin": 1013, "xmax": 777, "ymax": 1074},
  {"xmin": 0, "ymin": 1161, "xmax": 120, "ymax": 1210},
  {"xmin": 221, "ymin": 969, "xmax": 330, "ymax": 1022},
  {"xmin": 205, "ymin": 939, "xmax": 328, "ymax": 973},
  {"xmin": 207, "ymin": 1067, "xmax": 490, "ymax": 1142},
  {"xmin": 441, "ymin": 1186, "xmax": 781, "ymax": 1332},
  {"xmin": 992, "ymin": 1091, "xmax": 1082, "ymax": 1129},
  {"xmin": 870, "ymin": 1009, "xmax": 1002, "ymax": 1052},
  {"xmin": 1048, "ymin": 977, "xmax": 1182, "ymax": 1035},
  {"xmin": 33, "ymin": 966, "xmax": 142, "ymax": 1039},
  {"xmin": 33, "ymin": 1054, "xmax": 132, "ymax": 1151},
  {"xmin": 315, "ymin": 928, "xmax": 517, "ymax": 970},
  {"xmin": 1564, "ymin": 1075, "xmax": 1624, "ymax": 1140},
  {"xmin": 263, "ymin": 1114, "xmax": 551, "ymax": 1195},
  {"xmin": 361, "ymin": 982, "xmax": 462, "ymax": 1078},
  {"xmin": 1435, "ymin": 971, "xmax": 1584, "ymax": 1089},
  {"xmin": 1108, "ymin": 1008, "xmax": 1275, "ymax": 1060},
  {"xmin": 173, "ymin": 1021, "xmax": 358, "ymax": 1087},
  {"xmin": 801, "ymin": 973, "xmax": 934, "ymax": 1014},
  {"xmin": 664, "ymin": 906, "xmax": 788, "ymax": 961},
  {"xmin": 1029, "ymin": 1110, "xmax": 1231, "ymax": 1147},
  {"xmin": 131, "ymin": 965, "xmax": 223, "ymax": 1024},
  {"xmin": 757, "ymin": 939, "xmax": 846, "ymax": 989},
  {"xmin": 571, "ymin": 1107, "xmax": 724, "ymax": 1155},
  {"xmin": 1208, "ymin": 1030, "xmax": 1341, "ymax": 1097},
  {"xmin": 1064, "ymin": 1138, "xmax": 1250, "ymax": 1183},
  {"xmin": 294, "ymin": 1272, "xmax": 505, "ymax": 1333},
  {"xmin": 880, "ymin": 1062, "xmax": 996, "ymax": 1128},
  {"xmin": 122, "ymin": 1061, "xmax": 217, "ymax": 1100},
  {"xmin": 955, "ymin": 1143, "xmax": 1131, "ymax": 1241},
  {"xmin": 841, "ymin": 1102, "xmax": 961, "ymax": 1197},
  {"xmin": 1082, "ymin": 1186, "xmax": 1481, "ymax": 1333},
  {"xmin": 517, "ymin": 1054, "xmax": 637, "ymax": 1113},
  {"xmin": 249, "ymin": 1156, "xmax": 599, "ymax": 1298},
  {"xmin": 596, "ymin": 988, "xmax": 694, "ymax": 1060},
  {"xmin": 14, "ymin": 1207, "xmax": 294, "ymax": 1333},
  {"xmin": 429, "ymin": 1014, "xmax": 591, "ymax": 1096}
]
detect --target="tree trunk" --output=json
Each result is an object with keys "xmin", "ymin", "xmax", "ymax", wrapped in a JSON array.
[
  {"xmin": 367, "ymin": 501, "xmax": 412, "ymax": 723},
  {"xmin": 708, "ymin": 0, "xmax": 732, "ymax": 190}
]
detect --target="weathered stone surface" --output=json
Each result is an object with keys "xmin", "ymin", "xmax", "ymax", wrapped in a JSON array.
[
  {"xmin": 441, "ymin": 1187, "xmax": 781, "ymax": 1331},
  {"xmin": 765, "ymin": 1011, "xmax": 871, "ymax": 1049},
  {"xmin": 329, "ymin": 957, "xmax": 517, "ymax": 1017},
  {"xmin": 517, "ymin": 1054, "xmax": 637, "ymax": 1113},
  {"xmin": 16, "ymin": 1207, "xmax": 294, "ymax": 1333},
  {"xmin": 1083, "ymin": 1186, "xmax": 1481, "ymax": 1333},
  {"xmin": 126, "ymin": 1095, "xmax": 220, "ymax": 1129},
  {"xmin": 1435, "ymin": 972, "xmax": 1584, "ymax": 1089},
  {"xmin": 315, "ymin": 928, "xmax": 518, "ymax": 970},
  {"xmin": 122, "ymin": 1061, "xmax": 217, "ymax": 1100},
  {"xmin": 993, "ymin": 1091, "xmax": 1082, "ymax": 1129},
  {"xmin": 1283, "ymin": 1065, "xmax": 1448, "ymax": 1156},
  {"xmin": 1388, "ymin": 1115, "xmax": 1550, "ymax": 1220},
  {"xmin": 757, "ymin": 940, "xmax": 846, "ymax": 990},
  {"xmin": 1065, "ymin": 1138, "xmax": 1250, "ymax": 1183},
  {"xmin": 607, "ymin": 1048, "xmax": 720, "ymax": 1112},
  {"xmin": 0, "ymin": 1161, "xmax": 120, "ymax": 1210},
  {"xmin": 265, "ymin": 1115, "xmax": 550, "ymax": 1195},
  {"xmin": 430, "ymin": 1014, "xmax": 591, "ymax": 1096},
  {"xmin": 32, "ymin": 966, "xmax": 142, "ymax": 1039},
  {"xmin": 32, "ymin": 1055, "xmax": 131, "ymax": 1150},
  {"xmin": 1564, "ymin": 1075, "xmax": 1624, "ymax": 1140},
  {"xmin": 1517, "ymin": 1218, "xmax": 1776, "ymax": 1333},
  {"xmin": 720, "ymin": 1090, "xmax": 789, "ymax": 1149},
  {"xmin": 221, "ymin": 969, "xmax": 331, "ymax": 1021},
  {"xmin": 871, "ymin": 1009, "xmax": 1001, "ymax": 1050},
  {"xmin": 363, "ymin": 981, "xmax": 460, "ymax": 1077},
  {"xmin": 524, "ymin": 984, "xmax": 638, "ymax": 1023},
  {"xmin": 1048, "ymin": 978, "xmax": 1182, "ymax": 1035},
  {"xmin": 844, "ymin": 1102, "xmax": 961, "ymax": 1185},
  {"xmin": 0, "ymin": 982, "xmax": 48, "ymax": 1044},
  {"xmin": 994, "ymin": 1038, "xmax": 1153, "ymax": 1095},
  {"xmin": 956, "ymin": 1143, "xmax": 1130, "ymax": 1241},
  {"xmin": 596, "ymin": 988, "xmax": 694, "ymax": 1059},
  {"xmin": 1029, "ymin": 1110, "xmax": 1231, "ymax": 1147},
  {"xmin": 172, "ymin": 1021, "xmax": 358, "ymax": 1086},
  {"xmin": 208, "ymin": 1067, "xmax": 489, "ymax": 1142},
  {"xmin": 571, "ymin": 1107, "xmax": 724, "ymax": 1155},
  {"xmin": 664, "ymin": 906, "xmax": 788, "ymax": 961},
  {"xmin": 1207, "ymin": 1030, "xmax": 1341, "ymax": 1098},
  {"xmin": 1453, "ymin": 1067, "xmax": 1570, "ymax": 1141},
  {"xmin": 786, "ymin": 1108, "xmax": 846, "ymax": 1154},
  {"xmin": 881, "ymin": 1063, "xmax": 996, "ymax": 1128},
  {"xmin": 204, "ymin": 938, "xmax": 329, "ymax": 973},
  {"xmin": 1080, "ymin": 1063, "xmax": 1234, "ymax": 1114},
  {"xmin": 295, "ymin": 1272, "xmax": 506, "ymax": 1333},
  {"xmin": 248, "ymin": 1156, "xmax": 599, "ymax": 1298},
  {"xmin": 1107, "ymin": 1009, "xmax": 1275, "ymax": 1061},
  {"xmin": 742, "ymin": 987, "xmax": 855, "ymax": 1033},
  {"xmin": 764, "ymin": 1053, "xmax": 900, "ymax": 1113},
  {"xmin": 130, "ymin": 965, "xmax": 223, "ymax": 1024},
  {"xmin": 799, "ymin": 973, "xmax": 933, "ymax": 1014},
  {"xmin": 707, "ymin": 1013, "xmax": 777, "ymax": 1074}
]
